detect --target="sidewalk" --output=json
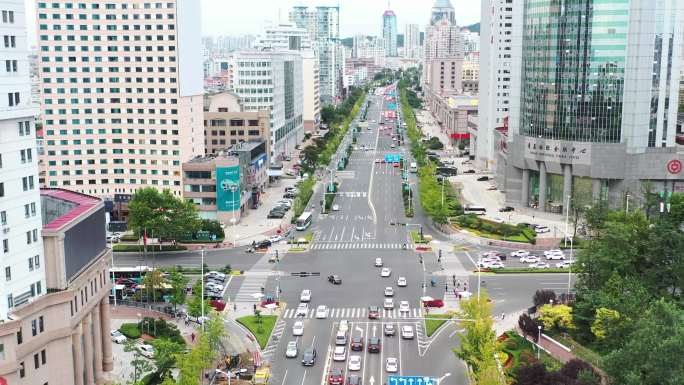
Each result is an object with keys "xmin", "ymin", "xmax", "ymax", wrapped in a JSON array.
[{"xmin": 416, "ymin": 109, "xmax": 454, "ymax": 150}]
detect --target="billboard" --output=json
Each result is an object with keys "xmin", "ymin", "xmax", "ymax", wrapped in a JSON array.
[{"xmin": 216, "ymin": 166, "xmax": 241, "ymax": 211}]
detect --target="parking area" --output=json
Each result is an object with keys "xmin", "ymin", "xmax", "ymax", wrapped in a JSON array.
[{"xmin": 470, "ymin": 248, "xmax": 577, "ymax": 271}]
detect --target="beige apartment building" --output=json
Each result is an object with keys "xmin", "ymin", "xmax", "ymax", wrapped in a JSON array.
[
  {"xmin": 203, "ymin": 91, "xmax": 271, "ymax": 155},
  {"xmin": 37, "ymin": 0, "xmax": 204, "ymax": 199},
  {"xmin": 0, "ymin": 188, "xmax": 113, "ymax": 385}
]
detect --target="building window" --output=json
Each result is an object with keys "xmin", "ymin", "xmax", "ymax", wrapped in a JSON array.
[
  {"xmin": 34, "ymin": 255, "xmax": 40, "ymax": 269},
  {"xmin": 34, "ymin": 353, "xmax": 39, "ymax": 369},
  {"xmin": 0, "ymin": 182, "xmax": 3, "ymax": 197},
  {"xmin": 28, "ymin": 257, "xmax": 34, "ymax": 271},
  {"xmin": 17, "ymin": 327, "xmax": 22, "ymax": 344},
  {"xmin": 4, "ymin": 266, "xmax": 10, "ymax": 281},
  {"xmin": 3, "ymin": 239, "xmax": 8, "ymax": 253},
  {"xmin": 39, "ymin": 316, "xmax": 44, "ymax": 332},
  {"xmin": 31, "ymin": 319, "xmax": 37, "ymax": 336},
  {"xmin": 0, "ymin": 344, "xmax": 4, "ymax": 360},
  {"xmin": 19, "ymin": 361, "xmax": 24, "ymax": 378},
  {"xmin": 7, "ymin": 91, "xmax": 20, "ymax": 106},
  {"xmin": 0, "ymin": 210, "xmax": 5, "ymax": 225},
  {"xmin": 41, "ymin": 349, "xmax": 46, "ymax": 364}
]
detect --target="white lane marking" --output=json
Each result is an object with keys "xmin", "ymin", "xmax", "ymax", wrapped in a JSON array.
[
  {"xmin": 367, "ymin": 123, "xmax": 380, "ymax": 224},
  {"xmin": 398, "ymin": 321, "xmax": 403, "ymax": 376},
  {"xmin": 300, "ymin": 369, "xmax": 307, "ymax": 385},
  {"xmin": 280, "ymin": 369, "xmax": 288, "ymax": 385},
  {"xmin": 328, "ymin": 226, "xmax": 335, "ymax": 242},
  {"xmin": 361, "ymin": 322, "xmax": 369, "ymax": 385},
  {"xmin": 339, "ymin": 226, "xmax": 346, "ymax": 241},
  {"xmin": 350, "ymin": 226, "xmax": 356, "ymax": 242}
]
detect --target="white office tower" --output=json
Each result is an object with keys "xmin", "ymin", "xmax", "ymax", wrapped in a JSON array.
[
  {"xmin": 290, "ymin": 6, "xmax": 341, "ymax": 105},
  {"xmin": 476, "ymin": 0, "xmax": 523, "ymax": 171},
  {"xmin": 404, "ymin": 24, "xmax": 421, "ymax": 59},
  {"xmin": 0, "ymin": 0, "xmax": 45, "ymax": 319},
  {"xmin": 232, "ymin": 51, "xmax": 304, "ymax": 160},
  {"xmin": 37, "ymin": 0, "xmax": 205, "ymax": 198},
  {"xmin": 424, "ymin": 0, "xmax": 464, "ymax": 95}
]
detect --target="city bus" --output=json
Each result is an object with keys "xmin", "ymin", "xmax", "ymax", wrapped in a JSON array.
[
  {"xmin": 409, "ymin": 162, "xmax": 418, "ymax": 173},
  {"xmin": 296, "ymin": 211, "xmax": 313, "ymax": 231},
  {"xmin": 464, "ymin": 206, "xmax": 487, "ymax": 215}
]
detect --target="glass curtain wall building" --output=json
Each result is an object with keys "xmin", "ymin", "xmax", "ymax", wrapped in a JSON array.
[{"xmin": 498, "ymin": 0, "xmax": 684, "ymax": 212}]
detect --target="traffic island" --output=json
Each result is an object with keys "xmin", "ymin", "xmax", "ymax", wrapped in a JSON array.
[
  {"xmin": 236, "ymin": 315, "xmax": 278, "ymax": 349},
  {"xmin": 425, "ymin": 313, "xmax": 454, "ymax": 337}
]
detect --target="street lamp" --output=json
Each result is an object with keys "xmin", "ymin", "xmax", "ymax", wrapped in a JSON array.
[
  {"xmin": 436, "ymin": 372, "xmax": 451, "ymax": 385},
  {"xmin": 200, "ymin": 248, "xmax": 205, "ymax": 332},
  {"xmin": 564, "ymin": 194, "xmax": 571, "ymax": 247},
  {"xmin": 230, "ymin": 185, "xmax": 239, "ymax": 247},
  {"xmin": 537, "ymin": 325, "xmax": 542, "ymax": 359}
]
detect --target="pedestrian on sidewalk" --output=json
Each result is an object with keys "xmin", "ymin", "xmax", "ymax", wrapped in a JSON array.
[
  {"xmin": 191, "ymin": 332, "xmax": 195, "ymax": 342},
  {"xmin": 501, "ymin": 312, "xmax": 505, "ymax": 320}
]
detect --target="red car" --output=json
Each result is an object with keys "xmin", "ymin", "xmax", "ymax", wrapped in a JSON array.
[
  {"xmin": 423, "ymin": 299, "xmax": 444, "ymax": 308},
  {"xmin": 368, "ymin": 306, "xmax": 379, "ymax": 319},
  {"xmin": 350, "ymin": 336, "xmax": 364, "ymax": 351},
  {"xmin": 209, "ymin": 300, "xmax": 226, "ymax": 311},
  {"xmin": 328, "ymin": 368, "xmax": 344, "ymax": 385}
]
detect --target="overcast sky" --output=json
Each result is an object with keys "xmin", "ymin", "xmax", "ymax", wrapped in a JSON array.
[{"xmin": 25, "ymin": 0, "xmax": 480, "ymax": 45}]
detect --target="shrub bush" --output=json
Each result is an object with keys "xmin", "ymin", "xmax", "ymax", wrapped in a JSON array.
[
  {"xmin": 119, "ymin": 323, "xmax": 141, "ymax": 339},
  {"xmin": 504, "ymin": 338, "xmax": 519, "ymax": 351},
  {"xmin": 519, "ymin": 351, "xmax": 538, "ymax": 365},
  {"xmin": 137, "ymin": 317, "xmax": 185, "ymax": 345}
]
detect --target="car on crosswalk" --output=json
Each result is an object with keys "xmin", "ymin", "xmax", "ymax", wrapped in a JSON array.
[
  {"xmin": 368, "ymin": 306, "xmax": 380, "ymax": 319},
  {"xmin": 292, "ymin": 321, "xmax": 305, "ymax": 336},
  {"xmin": 384, "ymin": 298, "xmax": 394, "ymax": 309},
  {"xmin": 399, "ymin": 301, "xmax": 410, "ymax": 314},
  {"xmin": 315, "ymin": 305, "xmax": 329, "ymax": 319},
  {"xmin": 295, "ymin": 303, "xmax": 309, "ymax": 317}
]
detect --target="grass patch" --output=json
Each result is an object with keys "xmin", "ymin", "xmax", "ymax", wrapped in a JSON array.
[
  {"xmin": 288, "ymin": 247, "xmax": 307, "ymax": 252},
  {"xmin": 236, "ymin": 315, "xmax": 278, "ymax": 349},
  {"xmin": 458, "ymin": 227, "xmax": 533, "ymax": 243},
  {"xmin": 502, "ymin": 331, "xmax": 561, "ymax": 375},
  {"xmin": 425, "ymin": 313, "xmax": 452, "ymax": 337},
  {"xmin": 119, "ymin": 323, "xmax": 141, "ymax": 339},
  {"xmin": 288, "ymin": 232, "xmax": 314, "ymax": 244},
  {"xmin": 410, "ymin": 230, "xmax": 429, "ymax": 244},
  {"xmin": 489, "ymin": 268, "xmax": 570, "ymax": 274},
  {"xmin": 113, "ymin": 244, "xmax": 187, "ymax": 252},
  {"xmin": 549, "ymin": 332, "xmax": 604, "ymax": 369}
]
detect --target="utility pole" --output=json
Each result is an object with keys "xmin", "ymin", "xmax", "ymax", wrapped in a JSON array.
[{"xmin": 201, "ymin": 248, "xmax": 205, "ymax": 331}]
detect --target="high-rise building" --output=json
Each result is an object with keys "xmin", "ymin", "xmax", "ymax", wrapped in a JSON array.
[
  {"xmin": 290, "ymin": 6, "xmax": 341, "ymax": 105},
  {"xmin": 0, "ymin": 0, "xmax": 45, "ymax": 321},
  {"xmin": 353, "ymin": 35, "xmax": 385, "ymax": 67},
  {"xmin": 255, "ymin": 22, "xmax": 320, "ymax": 132},
  {"xmin": 498, "ymin": 0, "xmax": 684, "ymax": 212},
  {"xmin": 476, "ymin": 0, "xmax": 523, "ymax": 170},
  {"xmin": 424, "ymin": 0, "xmax": 464, "ymax": 95},
  {"xmin": 37, "ymin": 0, "xmax": 205, "ymax": 199},
  {"xmin": 232, "ymin": 50, "xmax": 303, "ymax": 160},
  {"xmin": 461, "ymin": 28, "xmax": 480, "ymax": 54},
  {"xmin": 382, "ymin": 8, "xmax": 398, "ymax": 57},
  {"xmin": 404, "ymin": 24, "xmax": 421, "ymax": 59}
]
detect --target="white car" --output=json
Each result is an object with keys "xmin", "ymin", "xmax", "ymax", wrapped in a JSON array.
[
  {"xmin": 338, "ymin": 319, "xmax": 349, "ymax": 333},
  {"xmin": 401, "ymin": 325, "xmax": 414, "ymax": 339},
  {"xmin": 545, "ymin": 252, "xmax": 566, "ymax": 260},
  {"xmin": 384, "ymin": 298, "xmax": 394, "ymax": 309},
  {"xmin": 556, "ymin": 260, "xmax": 576, "ymax": 268},
  {"xmin": 385, "ymin": 357, "xmax": 399, "ymax": 373},
  {"xmin": 332, "ymin": 204, "xmax": 340, "ymax": 211},
  {"xmin": 295, "ymin": 303, "xmax": 309, "ymax": 317},
  {"xmin": 476, "ymin": 260, "xmax": 492, "ymax": 269},
  {"xmin": 384, "ymin": 287, "xmax": 394, "ymax": 297},
  {"xmin": 535, "ymin": 225, "xmax": 551, "ymax": 234},
  {"xmin": 488, "ymin": 261, "xmax": 505, "ymax": 269},
  {"xmin": 315, "ymin": 305, "xmax": 329, "ymax": 319},
  {"xmin": 397, "ymin": 277, "xmax": 407, "ymax": 287},
  {"xmin": 520, "ymin": 255, "xmax": 540, "ymax": 263},
  {"xmin": 292, "ymin": 321, "xmax": 305, "ymax": 336},
  {"xmin": 205, "ymin": 282, "xmax": 224, "ymax": 291},
  {"xmin": 380, "ymin": 268, "xmax": 392, "ymax": 277},
  {"xmin": 137, "ymin": 344, "xmax": 155, "ymax": 358},
  {"xmin": 375, "ymin": 258, "xmax": 383, "ymax": 267},
  {"xmin": 269, "ymin": 234, "xmax": 284, "ymax": 243},
  {"xmin": 348, "ymin": 355, "xmax": 362, "ymax": 371},
  {"xmin": 399, "ymin": 301, "xmax": 410, "ymax": 313},
  {"xmin": 510, "ymin": 250, "xmax": 529, "ymax": 258},
  {"xmin": 300, "ymin": 289, "xmax": 312, "ymax": 302},
  {"xmin": 333, "ymin": 346, "xmax": 347, "ymax": 361},
  {"xmin": 543, "ymin": 249, "xmax": 563, "ymax": 257},
  {"xmin": 285, "ymin": 341, "xmax": 298, "ymax": 358},
  {"xmin": 111, "ymin": 330, "xmax": 127, "ymax": 344},
  {"xmin": 529, "ymin": 262, "xmax": 550, "ymax": 269}
]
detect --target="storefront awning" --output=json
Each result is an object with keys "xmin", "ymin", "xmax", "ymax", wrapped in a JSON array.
[{"xmin": 450, "ymin": 133, "xmax": 471, "ymax": 139}]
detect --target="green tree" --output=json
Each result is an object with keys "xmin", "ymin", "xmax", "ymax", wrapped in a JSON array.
[
  {"xmin": 150, "ymin": 338, "xmax": 184, "ymax": 379},
  {"xmin": 167, "ymin": 268, "xmax": 189, "ymax": 314},
  {"xmin": 199, "ymin": 219, "xmax": 224, "ymax": 239},
  {"xmin": 204, "ymin": 310, "xmax": 226, "ymax": 355},
  {"xmin": 538, "ymin": 304, "xmax": 574, "ymax": 332},
  {"xmin": 186, "ymin": 279, "xmax": 211, "ymax": 318},
  {"xmin": 128, "ymin": 188, "xmax": 200, "ymax": 241},
  {"xmin": 603, "ymin": 300, "xmax": 684, "ymax": 385},
  {"xmin": 141, "ymin": 269, "xmax": 166, "ymax": 302},
  {"xmin": 456, "ymin": 291, "xmax": 500, "ymax": 377},
  {"xmin": 124, "ymin": 339, "xmax": 154, "ymax": 384},
  {"xmin": 668, "ymin": 192, "xmax": 684, "ymax": 227},
  {"xmin": 590, "ymin": 307, "xmax": 622, "ymax": 340}
]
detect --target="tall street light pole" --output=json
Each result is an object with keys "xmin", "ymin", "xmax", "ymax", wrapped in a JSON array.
[
  {"xmin": 564, "ymin": 194, "xmax": 570, "ymax": 247},
  {"xmin": 201, "ymin": 248, "xmax": 205, "ymax": 332}
]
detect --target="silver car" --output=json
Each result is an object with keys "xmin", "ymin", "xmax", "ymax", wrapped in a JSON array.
[{"xmin": 285, "ymin": 341, "xmax": 298, "ymax": 358}]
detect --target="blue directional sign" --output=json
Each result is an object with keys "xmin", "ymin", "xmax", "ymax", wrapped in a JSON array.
[
  {"xmin": 388, "ymin": 376, "xmax": 436, "ymax": 385},
  {"xmin": 384, "ymin": 153, "xmax": 402, "ymax": 163}
]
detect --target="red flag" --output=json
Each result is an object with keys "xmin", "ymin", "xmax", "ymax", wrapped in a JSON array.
[{"xmin": 143, "ymin": 229, "xmax": 148, "ymax": 246}]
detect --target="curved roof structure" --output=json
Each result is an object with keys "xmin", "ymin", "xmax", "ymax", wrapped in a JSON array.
[{"xmin": 433, "ymin": 0, "xmax": 454, "ymax": 8}]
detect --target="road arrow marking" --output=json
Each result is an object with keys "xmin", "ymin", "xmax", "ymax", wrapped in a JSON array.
[
  {"xmin": 372, "ymin": 325, "xmax": 377, "ymax": 337},
  {"xmin": 369, "ymin": 376, "xmax": 375, "ymax": 385},
  {"xmin": 356, "ymin": 326, "xmax": 364, "ymax": 334}
]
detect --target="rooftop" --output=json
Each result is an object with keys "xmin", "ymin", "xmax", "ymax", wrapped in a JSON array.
[{"xmin": 40, "ymin": 189, "xmax": 101, "ymax": 231}]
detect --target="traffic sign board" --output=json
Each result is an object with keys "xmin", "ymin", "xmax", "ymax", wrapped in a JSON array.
[{"xmin": 387, "ymin": 376, "xmax": 436, "ymax": 385}]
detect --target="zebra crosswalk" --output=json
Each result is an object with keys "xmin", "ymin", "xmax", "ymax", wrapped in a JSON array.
[
  {"xmin": 310, "ymin": 242, "xmax": 412, "ymax": 250},
  {"xmin": 281, "ymin": 307, "xmax": 423, "ymax": 319}
]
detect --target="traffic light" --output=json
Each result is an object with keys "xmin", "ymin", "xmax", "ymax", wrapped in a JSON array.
[
  {"xmin": 438, "ymin": 249, "xmax": 442, "ymax": 263},
  {"xmin": 419, "ymin": 255, "xmax": 423, "ymax": 264}
]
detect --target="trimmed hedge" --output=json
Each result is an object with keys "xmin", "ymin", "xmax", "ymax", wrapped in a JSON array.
[
  {"xmin": 119, "ymin": 323, "xmax": 141, "ymax": 339},
  {"xmin": 490, "ymin": 268, "xmax": 571, "ymax": 274},
  {"xmin": 113, "ymin": 244, "xmax": 187, "ymax": 252}
]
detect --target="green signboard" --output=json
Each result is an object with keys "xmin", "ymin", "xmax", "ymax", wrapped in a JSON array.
[{"xmin": 216, "ymin": 166, "xmax": 241, "ymax": 211}]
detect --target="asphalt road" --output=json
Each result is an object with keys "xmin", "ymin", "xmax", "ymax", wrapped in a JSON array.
[{"xmin": 264, "ymin": 90, "xmax": 467, "ymax": 385}]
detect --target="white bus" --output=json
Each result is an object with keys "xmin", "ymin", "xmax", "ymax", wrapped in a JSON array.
[
  {"xmin": 409, "ymin": 162, "xmax": 418, "ymax": 173},
  {"xmin": 464, "ymin": 206, "xmax": 487, "ymax": 215},
  {"xmin": 296, "ymin": 211, "xmax": 313, "ymax": 231}
]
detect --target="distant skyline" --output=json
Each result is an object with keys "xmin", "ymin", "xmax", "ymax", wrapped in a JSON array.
[
  {"xmin": 24, "ymin": 0, "xmax": 481, "ymax": 46},
  {"xmin": 200, "ymin": 0, "xmax": 480, "ymax": 38}
]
